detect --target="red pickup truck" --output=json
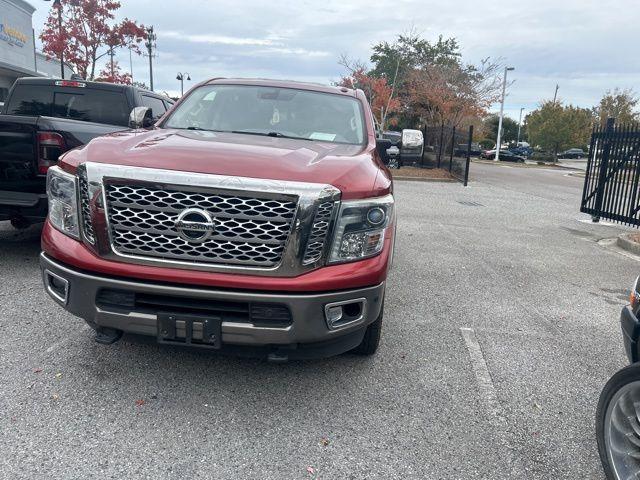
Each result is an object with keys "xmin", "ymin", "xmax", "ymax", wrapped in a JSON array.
[{"xmin": 40, "ymin": 78, "xmax": 395, "ymax": 360}]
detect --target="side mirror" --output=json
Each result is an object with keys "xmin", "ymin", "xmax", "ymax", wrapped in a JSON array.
[{"xmin": 129, "ymin": 107, "xmax": 154, "ymax": 129}]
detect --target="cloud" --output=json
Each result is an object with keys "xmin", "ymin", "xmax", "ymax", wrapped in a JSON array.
[
  {"xmin": 29, "ymin": 0, "xmax": 640, "ymax": 116},
  {"xmin": 163, "ymin": 31, "xmax": 278, "ymax": 46}
]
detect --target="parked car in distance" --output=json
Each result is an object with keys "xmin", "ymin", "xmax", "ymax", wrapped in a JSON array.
[
  {"xmin": 596, "ymin": 276, "xmax": 640, "ymax": 479},
  {"xmin": 558, "ymin": 148, "xmax": 586, "ymax": 159},
  {"xmin": 40, "ymin": 78, "xmax": 395, "ymax": 361},
  {"xmin": 480, "ymin": 149, "xmax": 525, "ymax": 162},
  {"xmin": 0, "ymin": 77, "xmax": 173, "ymax": 228},
  {"xmin": 454, "ymin": 142, "xmax": 482, "ymax": 157},
  {"xmin": 510, "ymin": 145, "xmax": 533, "ymax": 158},
  {"xmin": 382, "ymin": 130, "xmax": 401, "ymax": 146},
  {"xmin": 400, "ymin": 129, "xmax": 424, "ymax": 166}
]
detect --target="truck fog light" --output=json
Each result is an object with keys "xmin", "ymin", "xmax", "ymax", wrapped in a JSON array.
[
  {"xmin": 326, "ymin": 305, "xmax": 343, "ymax": 326},
  {"xmin": 324, "ymin": 299, "xmax": 367, "ymax": 330}
]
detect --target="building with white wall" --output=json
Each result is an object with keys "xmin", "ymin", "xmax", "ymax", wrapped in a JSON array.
[{"xmin": 0, "ymin": 0, "xmax": 73, "ymax": 103}]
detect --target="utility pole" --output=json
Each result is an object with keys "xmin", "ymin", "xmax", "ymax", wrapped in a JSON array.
[
  {"xmin": 517, "ymin": 107, "xmax": 525, "ymax": 144},
  {"xmin": 495, "ymin": 66, "xmax": 514, "ymax": 162},
  {"xmin": 129, "ymin": 45, "xmax": 134, "ymax": 83},
  {"xmin": 553, "ymin": 84, "xmax": 559, "ymax": 104},
  {"xmin": 47, "ymin": 0, "xmax": 65, "ymax": 78},
  {"xmin": 109, "ymin": 47, "xmax": 115, "ymax": 77},
  {"xmin": 144, "ymin": 26, "xmax": 157, "ymax": 91}
]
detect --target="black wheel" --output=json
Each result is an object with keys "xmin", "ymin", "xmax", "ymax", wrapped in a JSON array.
[
  {"xmin": 10, "ymin": 217, "xmax": 30, "ymax": 230},
  {"xmin": 596, "ymin": 363, "xmax": 640, "ymax": 479},
  {"xmin": 351, "ymin": 304, "xmax": 383, "ymax": 356}
]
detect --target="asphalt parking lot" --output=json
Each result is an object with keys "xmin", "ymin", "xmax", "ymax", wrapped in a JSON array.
[{"xmin": 0, "ymin": 162, "xmax": 635, "ymax": 479}]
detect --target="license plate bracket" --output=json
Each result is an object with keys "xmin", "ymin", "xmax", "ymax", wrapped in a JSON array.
[{"xmin": 157, "ymin": 312, "xmax": 222, "ymax": 349}]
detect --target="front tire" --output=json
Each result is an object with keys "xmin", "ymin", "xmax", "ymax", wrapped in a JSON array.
[
  {"xmin": 596, "ymin": 363, "xmax": 640, "ymax": 479},
  {"xmin": 351, "ymin": 305, "xmax": 383, "ymax": 356}
]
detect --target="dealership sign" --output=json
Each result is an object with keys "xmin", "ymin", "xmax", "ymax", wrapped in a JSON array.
[{"xmin": 0, "ymin": 23, "xmax": 28, "ymax": 48}]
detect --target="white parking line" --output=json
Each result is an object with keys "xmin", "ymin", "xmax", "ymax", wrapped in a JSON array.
[
  {"xmin": 460, "ymin": 327, "xmax": 506, "ymax": 425},
  {"xmin": 459, "ymin": 327, "xmax": 525, "ymax": 473}
]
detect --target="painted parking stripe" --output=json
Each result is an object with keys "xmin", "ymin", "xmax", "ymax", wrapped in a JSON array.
[{"xmin": 460, "ymin": 327, "xmax": 505, "ymax": 424}]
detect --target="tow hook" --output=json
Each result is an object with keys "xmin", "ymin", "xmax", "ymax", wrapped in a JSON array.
[
  {"xmin": 267, "ymin": 351, "xmax": 289, "ymax": 363},
  {"xmin": 94, "ymin": 327, "xmax": 123, "ymax": 345}
]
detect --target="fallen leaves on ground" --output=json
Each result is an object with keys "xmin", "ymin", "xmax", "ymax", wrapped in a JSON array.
[
  {"xmin": 306, "ymin": 466, "xmax": 315, "ymax": 475},
  {"xmin": 33, "ymin": 368, "xmax": 42, "ymax": 374},
  {"xmin": 320, "ymin": 437, "xmax": 329, "ymax": 447},
  {"xmin": 135, "ymin": 399, "xmax": 145, "ymax": 407}
]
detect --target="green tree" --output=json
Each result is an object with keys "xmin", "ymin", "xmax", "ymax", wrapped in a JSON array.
[
  {"xmin": 526, "ymin": 101, "xmax": 593, "ymax": 156},
  {"xmin": 593, "ymin": 88, "xmax": 639, "ymax": 126},
  {"xmin": 483, "ymin": 114, "xmax": 520, "ymax": 144}
]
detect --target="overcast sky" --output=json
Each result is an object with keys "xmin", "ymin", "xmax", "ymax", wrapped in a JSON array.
[{"xmin": 31, "ymin": 0, "xmax": 640, "ymax": 121}]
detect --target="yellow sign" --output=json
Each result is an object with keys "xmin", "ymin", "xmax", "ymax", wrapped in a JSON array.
[{"xmin": 0, "ymin": 23, "xmax": 28, "ymax": 47}]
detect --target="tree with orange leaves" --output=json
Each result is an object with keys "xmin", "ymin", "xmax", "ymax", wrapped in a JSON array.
[
  {"xmin": 95, "ymin": 60, "xmax": 132, "ymax": 85},
  {"xmin": 406, "ymin": 59, "xmax": 504, "ymax": 128},
  {"xmin": 338, "ymin": 67, "xmax": 401, "ymax": 130},
  {"xmin": 40, "ymin": 0, "xmax": 146, "ymax": 80}
]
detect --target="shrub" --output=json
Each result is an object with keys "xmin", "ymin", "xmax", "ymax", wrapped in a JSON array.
[{"xmin": 479, "ymin": 139, "xmax": 495, "ymax": 150}]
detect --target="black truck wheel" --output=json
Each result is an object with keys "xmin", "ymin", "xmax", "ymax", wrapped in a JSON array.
[
  {"xmin": 596, "ymin": 363, "xmax": 640, "ymax": 479},
  {"xmin": 350, "ymin": 305, "xmax": 383, "ymax": 356}
]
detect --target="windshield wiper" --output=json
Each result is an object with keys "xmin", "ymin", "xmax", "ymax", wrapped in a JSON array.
[{"xmin": 231, "ymin": 130, "xmax": 312, "ymax": 141}]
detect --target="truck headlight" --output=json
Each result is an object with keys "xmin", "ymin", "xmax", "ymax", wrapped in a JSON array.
[
  {"xmin": 328, "ymin": 195, "xmax": 394, "ymax": 264},
  {"xmin": 47, "ymin": 166, "xmax": 80, "ymax": 239}
]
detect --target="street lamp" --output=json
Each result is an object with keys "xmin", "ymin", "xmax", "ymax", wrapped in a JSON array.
[
  {"xmin": 44, "ymin": 0, "xmax": 65, "ymax": 79},
  {"xmin": 495, "ymin": 66, "xmax": 514, "ymax": 162},
  {"xmin": 176, "ymin": 72, "xmax": 191, "ymax": 96},
  {"xmin": 517, "ymin": 107, "xmax": 525, "ymax": 144}
]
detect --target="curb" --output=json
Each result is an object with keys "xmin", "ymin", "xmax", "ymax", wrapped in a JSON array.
[
  {"xmin": 617, "ymin": 233, "xmax": 640, "ymax": 256},
  {"xmin": 392, "ymin": 176, "xmax": 457, "ymax": 183},
  {"xmin": 472, "ymin": 159, "xmax": 575, "ymax": 170}
]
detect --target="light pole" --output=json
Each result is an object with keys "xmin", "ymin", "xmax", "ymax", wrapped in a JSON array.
[
  {"xmin": 517, "ymin": 107, "xmax": 525, "ymax": 144},
  {"xmin": 495, "ymin": 66, "xmax": 514, "ymax": 162},
  {"xmin": 176, "ymin": 72, "xmax": 191, "ymax": 96},
  {"xmin": 45, "ymin": 0, "xmax": 65, "ymax": 79}
]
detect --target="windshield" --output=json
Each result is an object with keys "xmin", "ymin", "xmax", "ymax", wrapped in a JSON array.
[{"xmin": 163, "ymin": 84, "xmax": 366, "ymax": 145}]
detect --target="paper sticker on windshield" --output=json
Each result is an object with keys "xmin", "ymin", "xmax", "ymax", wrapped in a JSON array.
[{"xmin": 310, "ymin": 132, "xmax": 336, "ymax": 141}]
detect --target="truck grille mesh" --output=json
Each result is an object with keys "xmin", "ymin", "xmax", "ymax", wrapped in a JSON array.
[
  {"xmin": 104, "ymin": 184, "xmax": 297, "ymax": 267},
  {"xmin": 78, "ymin": 171, "xmax": 96, "ymax": 244},
  {"xmin": 302, "ymin": 201, "xmax": 335, "ymax": 264}
]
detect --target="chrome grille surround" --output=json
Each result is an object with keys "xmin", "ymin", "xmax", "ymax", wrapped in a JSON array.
[
  {"xmin": 77, "ymin": 162, "xmax": 341, "ymax": 276},
  {"xmin": 105, "ymin": 184, "xmax": 297, "ymax": 267},
  {"xmin": 77, "ymin": 166, "xmax": 96, "ymax": 244},
  {"xmin": 302, "ymin": 201, "xmax": 336, "ymax": 265}
]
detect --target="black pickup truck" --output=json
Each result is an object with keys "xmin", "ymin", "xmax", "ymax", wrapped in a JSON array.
[{"xmin": 0, "ymin": 78, "xmax": 173, "ymax": 228}]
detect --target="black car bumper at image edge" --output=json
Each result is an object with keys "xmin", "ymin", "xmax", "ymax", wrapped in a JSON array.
[{"xmin": 621, "ymin": 305, "xmax": 640, "ymax": 363}]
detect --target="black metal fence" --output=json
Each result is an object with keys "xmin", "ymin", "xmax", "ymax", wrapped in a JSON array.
[
  {"xmin": 581, "ymin": 118, "xmax": 640, "ymax": 226},
  {"xmin": 420, "ymin": 124, "xmax": 473, "ymax": 186}
]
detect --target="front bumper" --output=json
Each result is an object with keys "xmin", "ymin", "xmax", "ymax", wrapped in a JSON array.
[
  {"xmin": 40, "ymin": 253, "xmax": 385, "ymax": 359},
  {"xmin": 621, "ymin": 305, "xmax": 640, "ymax": 363}
]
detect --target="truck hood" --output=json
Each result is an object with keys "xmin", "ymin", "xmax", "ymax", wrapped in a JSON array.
[{"xmin": 61, "ymin": 128, "xmax": 391, "ymax": 200}]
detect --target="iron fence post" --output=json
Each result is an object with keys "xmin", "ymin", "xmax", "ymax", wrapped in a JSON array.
[
  {"xmin": 437, "ymin": 124, "xmax": 444, "ymax": 168},
  {"xmin": 592, "ymin": 117, "xmax": 615, "ymax": 222},
  {"xmin": 464, "ymin": 125, "xmax": 473, "ymax": 187},
  {"xmin": 449, "ymin": 126, "xmax": 455, "ymax": 172}
]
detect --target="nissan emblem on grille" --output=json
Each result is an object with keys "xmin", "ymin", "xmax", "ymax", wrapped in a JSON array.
[{"xmin": 175, "ymin": 208, "xmax": 216, "ymax": 242}]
